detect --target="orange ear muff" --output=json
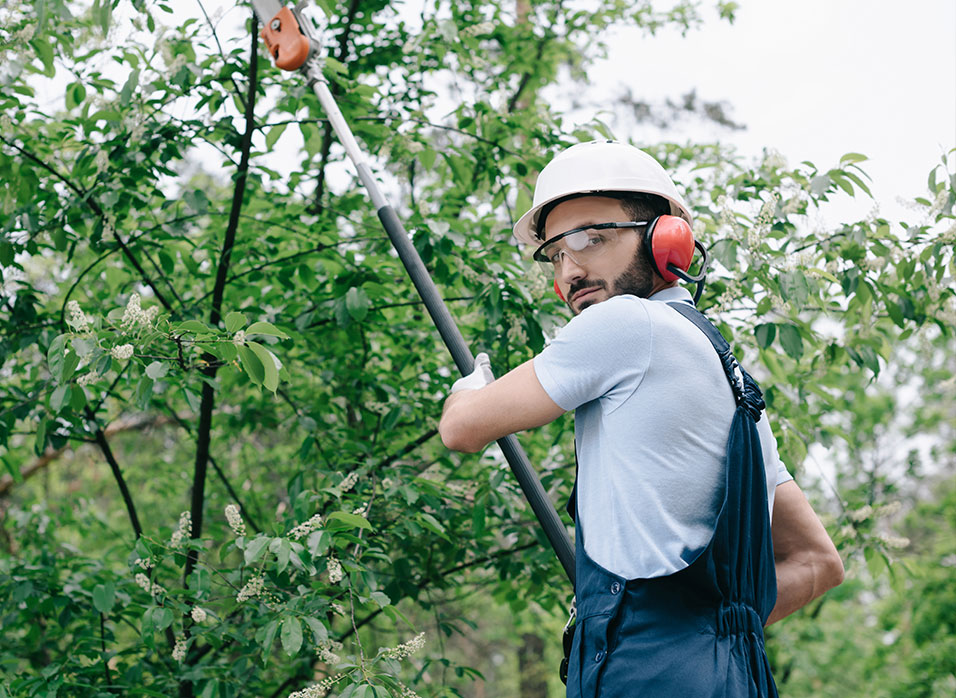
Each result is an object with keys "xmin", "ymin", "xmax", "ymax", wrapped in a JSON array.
[
  {"xmin": 643, "ymin": 215, "xmax": 695, "ymax": 282},
  {"xmin": 553, "ymin": 279, "xmax": 566, "ymax": 301}
]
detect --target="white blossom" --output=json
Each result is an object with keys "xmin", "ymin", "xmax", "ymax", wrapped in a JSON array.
[
  {"xmin": 381, "ymin": 632, "xmax": 426, "ymax": 660},
  {"xmin": 190, "ymin": 606, "xmax": 207, "ymax": 623},
  {"xmin": 225, "ymin": 504, "xmax": 246, "ymax": 536},
  {"xmin": 288, "ymin": 672, "xmax": 347, "ymax": 698},
  {"xmin": 110, "ymin": 343, "xmax": 134, "ymax": 360},
  {"xmin": 121, "ymin": 293, "xmax": 158, "ymax": 328},
  {"xmin": 237, "ymin": 574, "xmax": 265, "ymax": 602},
  {"xmin": 232, "ymin": 330, "xmax": 246, "ymax": 345},
  {"xmin": 326, "ymin": 557, "xmax": 343, "ymax": 584},
  {"xmin": 169, "ymin": 511, "xmax": 191, "ymax": 547},
  {"xmin": 848, "ymin": 505, "xmax": 873, "ymax": 522},
  {"xmin": 879, "ymin": 534, "xmax": 910, "ymax": 549},
  {"xmin": 134, "ymin": 572, "xmax": 164, "ymax": 596},
  {"xmin": 339, "ymin": 471, "xmax": 359, "ymax": 493},
  {"xmin": 172, "ymin": 635, "xmax": 187, "ymax": 662},
  {"xmin": 77, "ymin": 371, "xmax": 100, "ymax": 386},
  {"xmin": 67, "ymin": 300, "xmax": 91, "ymax": 332},
  {"xmin": 289, "ymin": 513, "xmax": 323, "ymax": 540}
]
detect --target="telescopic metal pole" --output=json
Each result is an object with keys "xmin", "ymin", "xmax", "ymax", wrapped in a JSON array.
[{"xmin": 251, "ymin": 0, "xmax": 575, "ymax": 584}]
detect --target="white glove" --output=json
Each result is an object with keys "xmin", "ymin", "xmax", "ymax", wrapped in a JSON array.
[{"xmin": 450, "ymin": 352, "xmax": 495, "ymax": 393}]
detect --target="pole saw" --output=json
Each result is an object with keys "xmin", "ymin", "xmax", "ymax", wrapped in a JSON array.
[{"xmin": 248, "ymin": 0, "xmax": 575, "ymax": 584}]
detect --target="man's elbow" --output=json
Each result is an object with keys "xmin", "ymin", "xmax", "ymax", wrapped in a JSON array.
[
  {"xmin": 439, "ymin": 406, "xmax": 485, "ymax": 453},
  {"xmin": 820, "ymin": 548, "xmax": 845, "ymax": 592}
]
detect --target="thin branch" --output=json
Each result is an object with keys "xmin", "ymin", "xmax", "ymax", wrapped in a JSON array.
[{"xmin": 85, "ymin": 407, "xmax": 143, "ymax": 540}]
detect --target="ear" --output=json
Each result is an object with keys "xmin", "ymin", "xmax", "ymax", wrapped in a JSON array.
[
  {"xmin": 553, "ymin": 279, "xmax": 566, "ymax": 301},
  {"xmin": 643, "ymin": 215, "xmax": 695, "ymax": 282}
]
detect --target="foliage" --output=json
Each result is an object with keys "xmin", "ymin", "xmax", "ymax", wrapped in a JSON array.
[{"xmin": 1, "ymin": 0, "xmax": 954, "ymax": 696}]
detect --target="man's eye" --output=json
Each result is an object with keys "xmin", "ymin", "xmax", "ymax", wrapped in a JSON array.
[
  {"xmin": 586, "ymin": 234, "xmax": 607, "ymax": 247},
  {"xmin": 548, "ymin": 250, "xmax": 563, "ymax": 264}
]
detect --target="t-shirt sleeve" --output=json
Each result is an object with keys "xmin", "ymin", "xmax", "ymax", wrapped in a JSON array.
[
  {"xmin": 533, "ymin": 297, "xmax": 652, "ymax": 412},
  {"xmin": 756, "ymin": 414, "xmax": 793, "ymax": 486}
]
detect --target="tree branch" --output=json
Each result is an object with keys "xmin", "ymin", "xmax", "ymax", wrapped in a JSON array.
[{"xmin": 84, "ymin": 407, "xmax": 143, "ymax": 540}]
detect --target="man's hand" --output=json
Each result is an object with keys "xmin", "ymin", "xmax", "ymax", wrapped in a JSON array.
[{"xmin": 450, "ymin": 352, "xmax": 495, "ymax": 393}]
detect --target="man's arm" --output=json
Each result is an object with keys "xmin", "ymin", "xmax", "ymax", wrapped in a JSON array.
[
  {"xmin": 766, "ymin": 480, "xmax": 845, "ymax": 625},
  {"xmin": 440, "ymin": 358, "xmax": 566, "ymax": 453}
]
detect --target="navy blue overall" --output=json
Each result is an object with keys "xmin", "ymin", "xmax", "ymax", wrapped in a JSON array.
[{"xmin": 565, "ymin": 302, "xmax": 779, "ymax": 698}]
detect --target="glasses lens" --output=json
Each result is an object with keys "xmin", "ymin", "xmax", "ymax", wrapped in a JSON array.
[{"xmin": 540, "ymin": 229, "xmax": 613, "ymax": 269}]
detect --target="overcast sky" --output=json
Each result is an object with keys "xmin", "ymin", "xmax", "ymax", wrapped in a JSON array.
[{"xmin": 589, "ymin": 0, "xmax": 956, "ymax": 223}]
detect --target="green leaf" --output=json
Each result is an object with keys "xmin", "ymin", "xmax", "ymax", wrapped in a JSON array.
[
  {"xmin": 839, "ymin": 152, "xmax": 868, "ymax": 165},
  {"xmin": 175, "ymin": 320, "xmax": 211, "ymax": 334},
  {"xmin": 35, "ymin": 417, "xmax": 49, "ymax": 455},
  {"xmin": 92, "ymin": 583, "xmax": 115, "ymax": 614},
  {"xmin": 345, "ymin": 287, "xmax": 370, "ymax": 322},
  {"xmin": 370, "ymin": 591, "xmax": 390, "ymax": 608},
  {"xmin": 30, "ymin": 37, "xmax": 55, "ymax": 77},
  {"xmin": 119, "ymin": 69, "xmax": 139, "ymax": 106},
  {"xmin": 778, "ymin": 270, "xmax": 809, "ymax": 306},
  {"xmin": 50, "ymin": 384, "xmax": 70, "ymax": 413},
  {"xmin": 265, "ymin": 123, "xmax": 288, "ymax": 149},
  {"xmin": 244, "ymin": 536, "xmax": 270, "ymax": 564},
  {"xmin": 247, "ymin": 341, "xmax": 279, "ymax": 393},
  {"xmin": 225, "ymin": 312, "xmax": 247, "ymax": 333},
  {"xmin": 260, "ymin": 618, "xmax": 279, "ymax": 656},
  {"xmin": 303, "ymin": 617, "xmax": 329, "ymax": 644},
  {"xmin": 145, "ymin": 361, "xmax": 168, "ymax": 380},
  {"xmin": 326, "ymin": 511, "xmax": 373, "ymax": 530},
  {"xmin": 153, "ymin": 607, "xmax": 174, "ymax": 631},
  {"xmin": 275, "ymin": 537, "xmax": 291, "ymax": 574},
  {"xmin": 238, "ymin": 345, "xmax": 265, "ymax": 386},
  {"xmin": 246, "ymin": 321, "xmax": 289, "ymax": 339},
  {"xmin": 47, "ymin": 334, "xmax": 69, "ymax": 383},
  {"xmin": 66, "ymin": 81, "xmax": 86, "ymax": 109},
  {"xmin": 280, "ymin": 617, "xmax": 303, "ymax": 656},
  {"xmin": 755, "ymin": 323, "xmax": 776, "ymax": 349},
  {"xmin": 778, "ymin": 324, "xmax": 804, "ymax": 360}
]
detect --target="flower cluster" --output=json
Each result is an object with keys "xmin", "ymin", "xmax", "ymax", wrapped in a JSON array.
[
  {"xmin": 110, "ymin": 343, "xmax": 134, "ymax": 360},
  {"xmin": 848, "ymin": 505, "xmax": 873, "ymax": 523},
  {"xmin": 134, "ymin": 572, "xmax": 164, "ymax": 596},
  {"xmin": 326, "ymin": 556, "xmax": 343, "ymax": 584},
  {"xmin": 232, "ymin": 330, "xmax": 246, "ymax": 345},
  {"xmin": 67, "ymin": 300, "xmax": 91, "ymax": 332},
  {"xmin": 878, "ymin": 534, "xmax": 910, "ymax": 549},
  {"xmin": 169, "ymin": 511, "xmax": 191, "ymax": 547},
  {"xmin": 339, "ymin": 470, "xmax": 359, "ymax": 493},
  {"xmin": 190, "ymin": 606, "xmax": 207, "ymax": 623},
  {"xmin": 225, "ymin": 504, "xmax": 246, "ymax": 536},
  {"xmin": 381, "ymin": 632, "xmax": 426, "ymax": 660},
  {"xmin": 121, "ymin": 293, "xmax": 159, "ymax": 328},
  {"xmin": 236, "ymin": 574, "xmax": 264, "ymax": 602},
  {"xmin": 397, "ymin": 683, "xmax": 422, "ymax": 698},
  {"xmin": 289, "ymin": 513, "xmax": 323, "ymax": 540},
  {"xmin": 172, "ymin": 635, "xmax": 188, "ymax": 662},
  {"xmin": 316, "ymin": 638, "xmax": 343, "ymax": 665},
  {"xmin": 77, "ymin": 371, "xmax": 100, "ymax": 386},
  {"xmin": 287, "ymin": 672, "xmax": 346, "ymax": 698}
]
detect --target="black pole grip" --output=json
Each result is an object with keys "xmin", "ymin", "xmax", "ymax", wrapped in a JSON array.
[{"xmin": 376, "ymin": 205, "xmax": 576, "ymax": 584}]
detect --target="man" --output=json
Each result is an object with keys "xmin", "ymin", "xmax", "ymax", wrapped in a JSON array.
[{"xmin": 439, "ymin": 141, "xmax": 843, "ymax": 697}]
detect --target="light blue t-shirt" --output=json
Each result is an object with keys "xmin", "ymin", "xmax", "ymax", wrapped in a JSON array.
[{"xmin": 534, "ymin": 287, "xmax": 792, "ymax": 580}]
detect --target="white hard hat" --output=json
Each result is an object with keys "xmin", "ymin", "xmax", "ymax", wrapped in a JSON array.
[{"xmin": 512, "ymin": 140, "xmax": 693, "ymax": 248}]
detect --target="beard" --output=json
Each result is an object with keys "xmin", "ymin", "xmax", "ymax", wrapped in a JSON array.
[{"xmin": 566, "ymin": 248, "xmax": 655, "ymax": 314}]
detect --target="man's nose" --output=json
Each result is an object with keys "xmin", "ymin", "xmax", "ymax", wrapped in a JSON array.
[{"xmin": 560, "ymin": 255, "xmax": 587, "ymax": 284}]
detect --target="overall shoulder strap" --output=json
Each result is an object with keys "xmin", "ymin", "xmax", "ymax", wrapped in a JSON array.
[{"xmin": 666, "ymin": 301, "xmax": 765, "ymax": 422}]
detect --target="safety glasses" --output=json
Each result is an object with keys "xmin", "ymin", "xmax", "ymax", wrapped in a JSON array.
[{"xmin": 532, "ymin": 222, "xmax": 646, "ymax": 271}]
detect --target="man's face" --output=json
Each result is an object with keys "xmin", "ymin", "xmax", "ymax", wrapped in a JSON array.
[{"xmin": 542, "ymin": 196, "xmax": 656, "ymax": 315}]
